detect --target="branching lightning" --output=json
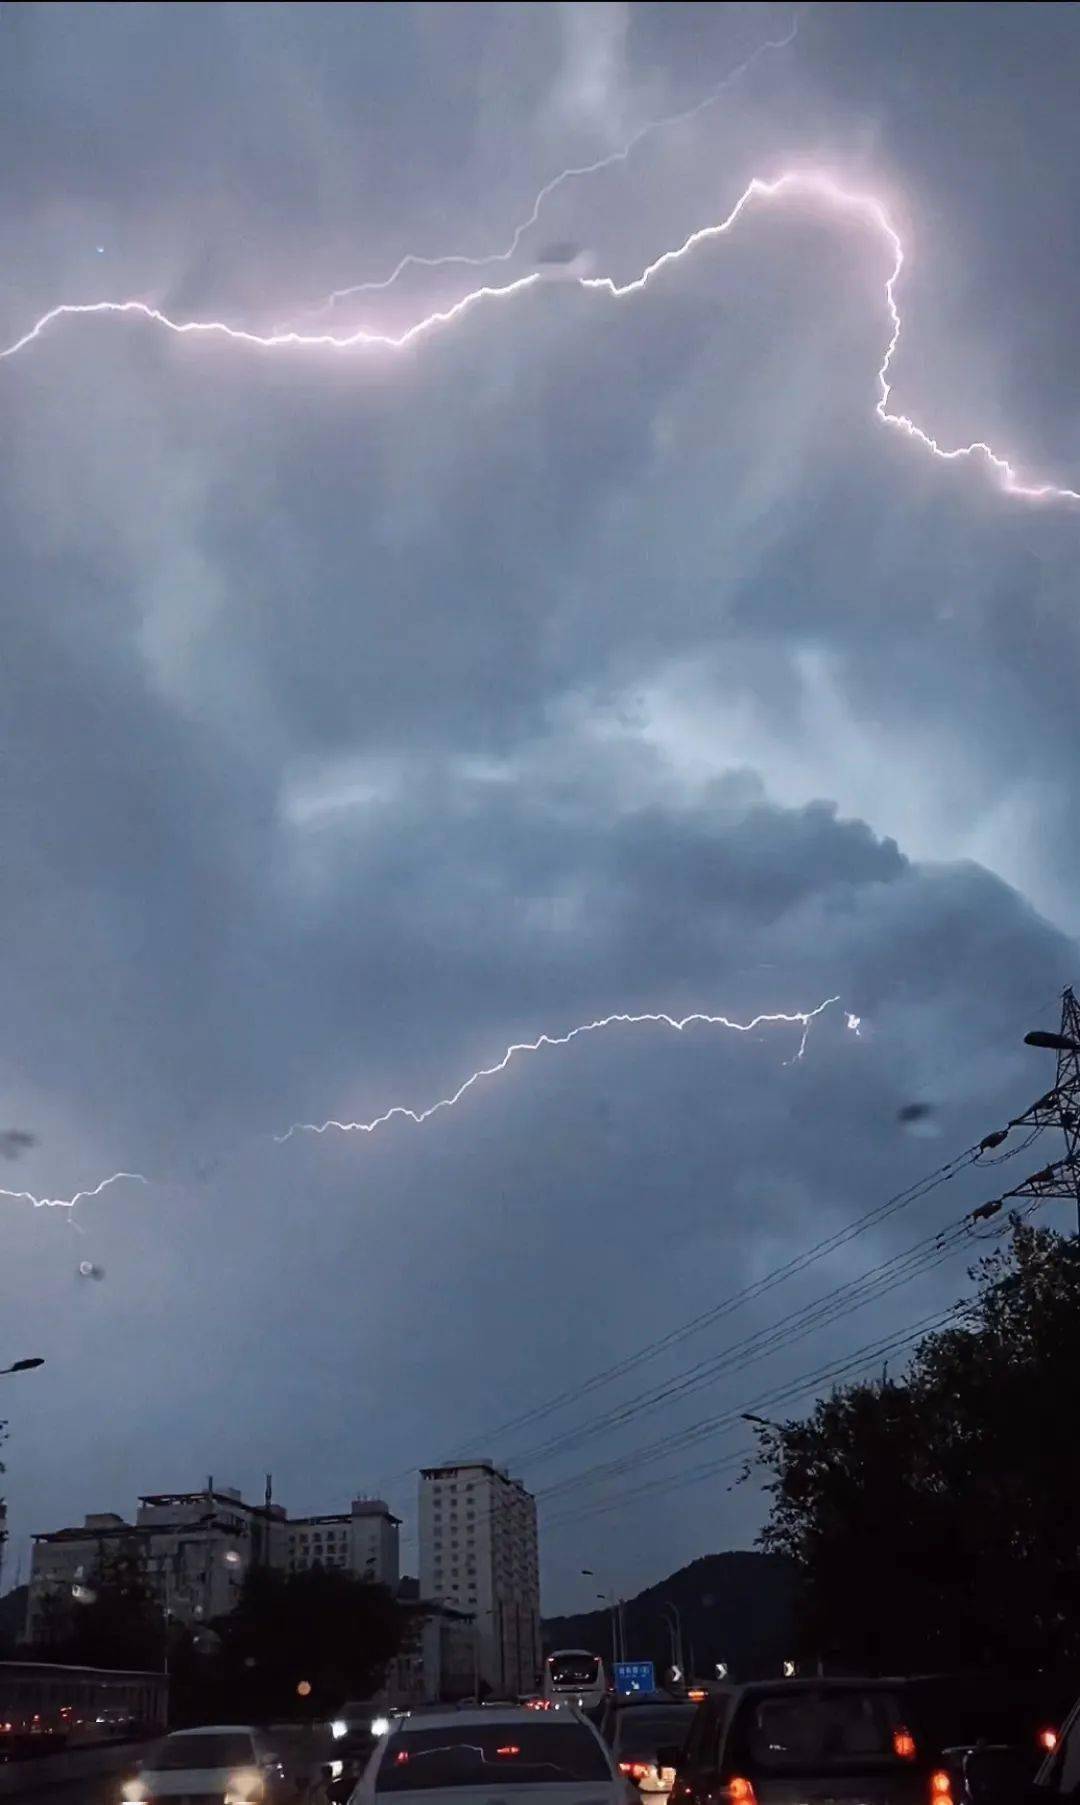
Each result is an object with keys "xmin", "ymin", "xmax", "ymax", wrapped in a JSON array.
[
  {"xmin": 305, "ymin": 12, "xmax": 802, "ymax": 314},
  {"xmin": 4, "ymin": 172, "xmax": 1077, "ymax": 503},
  {"xmin": 0, "ymin": 1171, "xmax": 146, "ymax": 1210},
  {"xmin": 274, "ymin": 997, "xmax": 838, "ymax": 1142}
]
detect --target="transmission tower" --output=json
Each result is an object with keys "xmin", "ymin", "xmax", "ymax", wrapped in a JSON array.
[{"xmin": 1008, "ymin": 986, "xmax": 1080, "ymax": 1234}]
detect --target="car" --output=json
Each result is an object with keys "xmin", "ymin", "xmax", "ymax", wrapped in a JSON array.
[
  {"xmin": 900, "ymin": 1673, "xmax": 1070, "ymax": 1805},
  {"xmin": 122, "ymin": 1723, "xmax": 286, "ymax": 1802},
  {"xmin": 669, "ymin": 1678, "xmax": 957, "ymax": 1805},
  {"xmin": 344, "ymin": 1704, "xmax": 637, "ymax": 1805},
  {"xmin": 332, "ymin": 1702, "xmax": 383, "ymax": 1764},
  {"xmin": 334, "ymin": 1702, "xmax": 378, "ymax": 1737},
  {"xmin": 606, "ymin": 1697, "xmax": 699, "ymax": 1803},
  {"xmin": 964, "ymin": 1679, "xmax": 1080, "ymax": 1805},
  {"xmin": 598, "ymin": 1694, "xmax": 706, "ymax": 1744}
]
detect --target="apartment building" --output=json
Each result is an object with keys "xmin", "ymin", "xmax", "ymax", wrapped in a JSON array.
[
  {"xmin": 418, "ymin": 1461, "xmax": 540, "ymax": 1697},
  {"xmin": 285, "ymin": 1497, "xmax": 399, "ymax": 1588}
]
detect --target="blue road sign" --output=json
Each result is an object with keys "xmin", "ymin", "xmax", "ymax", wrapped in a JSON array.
[{"xmin": 614, "ymin": 1660, "xmax": 656, "ymax": 1695}]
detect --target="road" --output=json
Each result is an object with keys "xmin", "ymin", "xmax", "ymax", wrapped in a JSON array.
[{"xmin": 25, "ymin": 1775, "xmax": 124, "ymax": 1805}]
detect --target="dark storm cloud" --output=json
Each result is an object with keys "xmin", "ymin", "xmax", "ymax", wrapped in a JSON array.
[{"xmin": 1, "ymin": 0, "xmax": 1078, "ymax": 1611}]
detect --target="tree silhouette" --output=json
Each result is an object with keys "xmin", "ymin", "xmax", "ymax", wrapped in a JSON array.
[
  {"xmin": 215, "ymin": 1564, "xmax": 405, "ymax": 1719},
  {"xmin": 756, "ymin": 1221, "xmax": 1080, "ymax": 1676}
]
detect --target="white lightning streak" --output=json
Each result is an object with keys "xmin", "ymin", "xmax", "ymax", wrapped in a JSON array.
[
  {"xmin": 308, "ymin": 13, "xmax": 801, "ymax": 312},
  {"xmin": 0, "ymin": 1171, "xmax": 146, "ymax": 1210},
  {"xmin": 274, "ymin": 997, "xmax": 838, "ymax": 1142},
  {"xmin": 3, "ymin": 172, "xmax": 1076, "ymax": 503}
]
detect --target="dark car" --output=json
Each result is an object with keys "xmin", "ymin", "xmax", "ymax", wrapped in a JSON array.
[
  {"xmin": 670, "ymin": 1679, "xmax": 950, "ymax": 1805},
  {"xmin": 670, "ymin": 1676, "xmax": 1069, "ymax": 1805},
  {"xmin": 603, "ymin": 1698, "xmax": 700, "ymax": 1802},
  {"xmin": 901, "ymin": 1673, "xmax": 1066, "ymax": 1805},
  {"xmin": 990, "ymin": 1683, "xmax": 1080, "ymax": 1805}
]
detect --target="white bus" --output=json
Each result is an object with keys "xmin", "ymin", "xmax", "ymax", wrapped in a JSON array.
[{"xmin": 543, "ymin": 1650, "xmax": 608, "ymax": 1714}]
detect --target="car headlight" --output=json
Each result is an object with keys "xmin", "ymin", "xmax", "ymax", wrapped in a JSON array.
[
  {"xmin": 122, "ymin": 1783, "xmax": 150, "ymax": 1803},
  {"xmin": 224, "ymin": 1771, "xmax": 264, "ymax": 1804},
  {"xmin": 371, "ymin": 1716, "xmax": 391, "ymax": 1738},
  {"xmin": 332, "ymin": 1719, "xmax": 348, "ymax": 1740}
]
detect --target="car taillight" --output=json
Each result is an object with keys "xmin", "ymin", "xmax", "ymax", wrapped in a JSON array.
[
  {"xmin": 1039, "ymin": 1729, "xmax": 1058, "ymax": 1753},
  {"xmin": 930, "ymin": 1769, "xmax": 953, "ymax": 1805},
  {"xmin": 723, "ymin": 1779, "xmax": 756, "ymax": 1804},
  {"xmin": 621, "ymin": 1762, "xmax": 650, "ymax": 1780},
  {"xmin": 893, "ymin": 1728, "xmax": 917, "ymax": 1760}
]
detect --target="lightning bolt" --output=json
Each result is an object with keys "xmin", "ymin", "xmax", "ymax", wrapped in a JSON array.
[
  {"xmin": 4, "ymin": 172, "xmax": 1076, "ymax": 503},
  {"xmin": 0, "ymin": 1171, "xmax": 146, "ymax": 1210},
  {"xmin": 274, "ymin": 996, "xmax": 838, "ymax": 1142},
  {"xmin": 305, "ymin": 12, "xmax": 802, "ymax": 314}
]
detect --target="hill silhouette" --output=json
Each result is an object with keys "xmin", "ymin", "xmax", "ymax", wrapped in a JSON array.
[{"xmin": 543, "ymin": 1552, "xmax": 795, "ymax": 1683}]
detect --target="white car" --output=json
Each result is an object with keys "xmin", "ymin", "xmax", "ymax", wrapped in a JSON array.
[
  {"xmin": 346, "ymin": 1705, "xmax": 636, "ymax": 1805},
  {"xmin": 123, "ymin": 1723, "xmax": 286, "ymax": 1802}
]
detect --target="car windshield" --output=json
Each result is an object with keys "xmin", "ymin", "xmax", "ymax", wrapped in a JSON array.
[
  {"xmin": 549, "ymin": 1657, "xmax": 601, "ymax": 1689},
  {"xmin": 615, "ymin": 1708, "xmax": 697, "ymax": 1758},
  {"xmin": 11, "ymin": 4, "xmax": 1080, "ymax": 1786},
  {"xmin": 152, "ymin": 1732, "xmax": 255, "ymax": 1770},
  {"xmin": 732, "ymin": 1690, "xmax": 906, "ymax": 1773},
  {"xmin": 375, "ymin": 1724, "xmax": 612, "ymax": 1790}
]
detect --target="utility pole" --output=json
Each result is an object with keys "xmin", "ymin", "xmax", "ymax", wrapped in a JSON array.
[{"xmin": 1010, "ymin": 987, "xmax": 1080, "ymax": 1234}]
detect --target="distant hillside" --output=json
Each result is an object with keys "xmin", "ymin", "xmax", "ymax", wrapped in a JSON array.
[
  {"xmin": 544, "ymin": 1552, "xmax": 795, "ymax": 1683},
  {"xmin": 0, "ymin": 1586, "xmax": 27, "ymax": 1653}
]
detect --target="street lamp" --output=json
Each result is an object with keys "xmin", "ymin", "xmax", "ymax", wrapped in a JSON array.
[
  {"xmin": 0, "ymin": 1358, "xmax": 44, "ymax": 1375},
  {"xmin": 583, "ymin": 1570, "xmax": 623, "ymax": 1664},
  {"xmin": 660, "ymin": 1603, "xmax": 684, "ymax": 1682}
]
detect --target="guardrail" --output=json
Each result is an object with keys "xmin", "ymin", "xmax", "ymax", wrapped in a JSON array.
[{"xmin": 0, "ymin": 1738, "xmax": 152, "ymax": 1797}]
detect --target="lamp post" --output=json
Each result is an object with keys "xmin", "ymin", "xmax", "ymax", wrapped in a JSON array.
[
  {"xmin": 660, "ymin": 1603, "xmax": 684, "ymax": 1684},
  {"xmin": 582, "ymin": 1569, "xmax": 622, "ymax": 1665},
  {"xmin": 0, "ymin": 1358, "xmax": 44, "ymax": 1592},
  {"xmin": 470, "ymin": 1605, "xmax": 500, "ymax": 1701}
]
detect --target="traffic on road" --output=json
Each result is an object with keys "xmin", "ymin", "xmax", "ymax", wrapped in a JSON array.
[{"xmin": 5, "ymin": 1652, "xmax": 1080, "ymax": 1805}]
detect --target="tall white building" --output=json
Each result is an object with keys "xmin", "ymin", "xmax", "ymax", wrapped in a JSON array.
[
  {"xmin": 286, "ymin": 1497, "xmax": 399, "ymax": 1587},
  {"xmin": 419, "ymin": 1461, "xmax": 540, "ymax": 1698}
]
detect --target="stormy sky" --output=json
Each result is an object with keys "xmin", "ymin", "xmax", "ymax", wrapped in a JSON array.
[{"xmin": 2, "ymin": 0, "xmax": 1079, "ymax": 1614}]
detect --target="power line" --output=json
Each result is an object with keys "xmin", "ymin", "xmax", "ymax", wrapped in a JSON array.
[
  {"xmin": 396, "ymin": 1191, "xmax": 1011, "ymax": 1552},
  {"xmin": 535, "ymin": 1292, "xmax": 970, "ymax": 1508},
  {"xmin": 395, "ymin": 1215, "xmax": 970, "ymax": 1549},
  {"xmin": 505, "ymin": 1215, "xmax": 977, "ymax": 1472},
  {"xmin": 540, "ymin": 1293, "xmax": 981, "ymax": 1533},
  {"xmin": 394, "ymin": 994, "xmax": 1073, "ymax": 1549},
  {"xmin": 410, "ymin": 1224, "xmax": 997, "ymax": 1552},
  {"xmin": 382, "ymin": 1138, "xmax": 984, "ymax": 1505}
]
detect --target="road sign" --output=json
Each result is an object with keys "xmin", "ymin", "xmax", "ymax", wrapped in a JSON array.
[{"xmin": 614, "ymin": 1660, "xmax": 656, "ymax": 1695}]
